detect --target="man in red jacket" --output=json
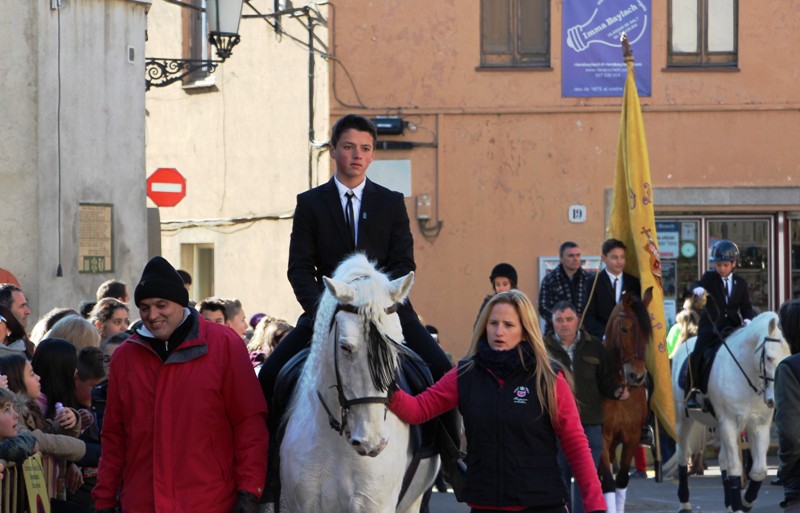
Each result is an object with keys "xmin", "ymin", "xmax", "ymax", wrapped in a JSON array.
[{"xmin": 94, "ymin": 256, "xmax": 268, "ymax": 513}]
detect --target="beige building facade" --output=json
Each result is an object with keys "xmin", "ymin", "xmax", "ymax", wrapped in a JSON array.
[
  {"xmin": 0, "ymin": 0, "xmax": 151, "ymax": 321},
  {"xmin": 145, "ymin": 2, "xmax": 329, "ymax": 323},
  {"xmin": 327, "ymin": 1, "xmax": 800, "ymax": 356}
]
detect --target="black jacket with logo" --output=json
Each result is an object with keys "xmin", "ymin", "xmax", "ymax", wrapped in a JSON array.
[{"xmin": 457, "ymin": 359, "xmax": 567, "ymax": 508}]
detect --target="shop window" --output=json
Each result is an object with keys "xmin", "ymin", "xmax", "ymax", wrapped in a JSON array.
[
  {"xmin": 480, "ymin": 0, "xmax": 550, "ymax": 68},
  {"xmin": 668, "ymin": 0, "xmax": 737, "ymax": 67}
]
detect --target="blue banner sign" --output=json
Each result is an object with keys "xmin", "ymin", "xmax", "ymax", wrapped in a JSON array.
[{"xmin": 562, "ymin": 0, "xmax": 652, "ymax": 97}]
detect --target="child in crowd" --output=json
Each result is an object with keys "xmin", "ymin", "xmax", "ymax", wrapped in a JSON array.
[
  {"xmin": 474, "ymin": 263, "xmax": 518, "ymax": 327},
  {"xmin": 0, "ymin": 387, "xmax": 38, "ymax": 463},
  {"xmin": 0, "ymin": 353, "xmax": 87, "ymax": 466}
]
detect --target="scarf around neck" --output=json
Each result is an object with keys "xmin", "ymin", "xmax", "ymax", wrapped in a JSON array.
[{"xmin": 475, "ymin": 338, "xmax": 535, "ymax": 380}]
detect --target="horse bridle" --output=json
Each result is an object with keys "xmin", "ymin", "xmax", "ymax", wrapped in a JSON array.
[
  {"xmin": 610, "ymin": 311, "xmax": 648, "ymax": 387},
  {"xmin": 722, "ymin": 335, "xmax": 782, "ymax": 397},
  {"xmin": 317, "ymin": 302, "xmax": 401, "ymax": 435}
]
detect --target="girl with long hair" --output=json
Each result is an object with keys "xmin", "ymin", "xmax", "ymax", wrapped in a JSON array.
[{"xmin": 90, "ymin": 298, "xmax": 130, "ymax": 340}]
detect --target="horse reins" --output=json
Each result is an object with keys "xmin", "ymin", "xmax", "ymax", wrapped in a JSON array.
[{"xmin": 317, "ymin": 302, "xmax": 401, "ymax": 436}]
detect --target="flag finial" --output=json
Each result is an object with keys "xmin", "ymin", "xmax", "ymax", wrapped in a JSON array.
[{"xmin": 621, "ymin": 32, "xmax": 633, "ymax": 62}]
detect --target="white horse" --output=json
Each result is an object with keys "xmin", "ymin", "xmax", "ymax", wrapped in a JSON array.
[
  {"xmin": 671, "ymin": 312, "xmax": 790, "ymax": 513},
  {"xmin": 280, "ymin": 254, "xmax": 439, "ymax": 513}
]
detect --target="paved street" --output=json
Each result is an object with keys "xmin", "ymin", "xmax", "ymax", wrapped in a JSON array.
[{"xmin": 427, "ymin": 459, "xmax": 784, "ymax": 512}]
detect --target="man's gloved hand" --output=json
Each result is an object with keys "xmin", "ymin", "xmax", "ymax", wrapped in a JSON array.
[
  {"xmin": 693, "ymin": 286, "xmax": 705, "ymax": 297},
  {"xmin": 233, "ymin": 491, "xmax": 260, "ymax": 513}
]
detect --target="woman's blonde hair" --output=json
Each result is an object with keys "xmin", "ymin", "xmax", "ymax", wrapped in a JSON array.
[
  {"xmin": 469, "ymin": 290, "xmax": 563, "ymax": 427},
  {"xmin": 44, "ymin": 315, "xmax": 101, "ymax": 352},
  {"xmin": 247, "ymin": 317, "xmax": 293, "ymax": 355}
]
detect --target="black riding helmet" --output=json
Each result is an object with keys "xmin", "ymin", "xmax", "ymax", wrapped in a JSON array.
[
  {"xmin": 710, "ymin": 239, "xmax": 740, "ymax": 263},
  {"xmin": 489, "ymin": 263, "xmax": 517, "ymax": 288}
]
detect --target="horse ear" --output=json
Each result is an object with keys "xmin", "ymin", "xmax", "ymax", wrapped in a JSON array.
[
  {"xmin": 388, "ymin": 271, "xmax": 415, "ymax": 304},
  {"xmin": 323, "ymin": 276, "xmax": 356, "ymax": 304},
  {"xmin": 642, "ymin": 286, "xmax": 654, "ymax": 308},
  {"xmin": 769, "ymin": 314, "xmax": 778, "ymax": 334}
]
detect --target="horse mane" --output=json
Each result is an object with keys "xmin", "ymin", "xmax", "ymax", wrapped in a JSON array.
[
  {"xmin": 629, "ymin": 295, "xmax": 653, "ymax": 339},
  {"xmin": 725, "ymin": 311, "xmax": 779, "ymax": 348},
  {"xmin": 287, "ymin": 253, "xmax": 403, "ymax": 417}
]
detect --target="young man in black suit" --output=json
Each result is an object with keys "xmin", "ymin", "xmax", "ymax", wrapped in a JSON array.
[
  {"xmin": 259, "ymin": 113, "xmax": 453, "ymax": 417},
  {"xmin": 686, "ymin": 239, "xmax": 756, "ymax": 409},
  {"xmin": 583, "ymin": 239, "xmax": 641, "ymax": 339}
]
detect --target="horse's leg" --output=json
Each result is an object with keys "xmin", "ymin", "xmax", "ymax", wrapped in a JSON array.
[
  {"xmin": 612, "ymin": 438, "xmax": 638, "ymax": 513},
  {"xmin": 741, "ymin": 422, "xmax": 770, "ymax": 512},
  {"xmin": 599, "ymin": 433, "xmax": 617, "ymax": 513},
  {"xmin": 718, "ymin": 417, "xmax": 745, "ymax": 512},
  {"xmin": 675, "ymin": 418, "xmax": 693, "ymax": 512}
]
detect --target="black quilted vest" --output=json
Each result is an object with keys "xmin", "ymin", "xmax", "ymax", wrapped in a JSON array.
[{"xmin": 457, "ymin": 359, "xmax": 568, "ymax": 508}]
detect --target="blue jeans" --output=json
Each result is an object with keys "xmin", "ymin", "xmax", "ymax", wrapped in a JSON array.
[{"xmin": 558, "ymin": 424, "xmax": 603, "ymax": 513}]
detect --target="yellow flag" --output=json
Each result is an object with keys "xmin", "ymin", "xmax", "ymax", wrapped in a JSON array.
[{"xmin": 607, "ymin": 50, "xmax": 677, "ymax": 440}]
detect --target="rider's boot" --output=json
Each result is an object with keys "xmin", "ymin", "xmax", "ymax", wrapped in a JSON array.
[{"xmin": 685, "ymin": 353, "xmax": 704, "ymax": 411}]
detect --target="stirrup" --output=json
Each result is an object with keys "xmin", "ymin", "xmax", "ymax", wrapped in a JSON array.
[{"xmin": 685, "ymin": 388, "xmax": 705, "ymax": 411}]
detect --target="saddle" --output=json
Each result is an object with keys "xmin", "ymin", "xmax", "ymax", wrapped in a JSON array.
[{"xmin": 264, "ymin": 346, "xmax": 441, "ymax": 505}]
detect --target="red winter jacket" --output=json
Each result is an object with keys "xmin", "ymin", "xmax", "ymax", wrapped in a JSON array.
[{"xmin": 93, "ymin": 313, "xmax": 268, "ymax": 513}]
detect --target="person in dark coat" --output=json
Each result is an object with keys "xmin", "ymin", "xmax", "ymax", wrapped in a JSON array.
[
  {"xmin": 256, "ymin": 114, "xmax": 457, "ymax": 500},
  {"xmin": 545, "ymin": 300, "xmax": 627, "ymax": 513},
  {"xmin": 584, "ymin": 239, "xmax": 641, "ymax": 340},
  {"xmin": 686, "ymin": 239, "xmax": 756, "ymax": 410},
  {"xmin": 775, "ymin": 300, "xmax": 800, "ymax": 512}
]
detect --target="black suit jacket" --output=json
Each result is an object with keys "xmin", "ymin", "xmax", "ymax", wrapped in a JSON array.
[
  {"xmin": 584, "ymin": 271, "xmax": 641, "ymax": 339},
  {"xmin": 287, "ymin": 178, "xmax": 415, "ymax": 317},
  {"xmin": 696, "ymin": 270, "xmax": 755, "ymax": 331}
]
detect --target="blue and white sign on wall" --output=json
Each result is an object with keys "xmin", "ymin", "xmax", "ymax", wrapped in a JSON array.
[{"xmin": 562, "ymin": 0, "xmax": 652, "ymax": 98}]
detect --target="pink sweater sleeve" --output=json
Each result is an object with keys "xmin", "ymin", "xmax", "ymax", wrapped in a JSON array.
[
  {"xmin": 389, "ymin": 367, "xmax": 459, "ymax": 424},
  {"xmin": 554, "ymin": 372, "xmax": 607, "ymax": 513}
]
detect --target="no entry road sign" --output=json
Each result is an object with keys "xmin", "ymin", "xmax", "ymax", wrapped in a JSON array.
[{"xmin": 147, "ymin": 168, "xmax": 186, "ymax": 207}]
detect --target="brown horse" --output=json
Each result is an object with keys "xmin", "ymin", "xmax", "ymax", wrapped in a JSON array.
[{"xmin": 599, "ymin": 287, "xmax": 653, "ymax": 513}]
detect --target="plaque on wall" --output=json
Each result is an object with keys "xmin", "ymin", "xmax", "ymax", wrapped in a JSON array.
[{"xmin": 79, "ymin": 203, "xmax": 113, "ymax": 273}]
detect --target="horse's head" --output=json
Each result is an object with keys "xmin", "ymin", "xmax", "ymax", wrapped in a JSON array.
[
  {"xmin": 318, "ymin": 254, "xmax": 414, "ymax": 457},
  {"xmin": 605, "ymin": 286, "xmax": 653, "ymax": 387},
  {"xmin": 747, "ymin": 312, "xmax": 791, "ymax": 408}
]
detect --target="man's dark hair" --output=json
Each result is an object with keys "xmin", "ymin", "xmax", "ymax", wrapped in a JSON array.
[
  {"xmin": 198, "ymin": 298, "xmax": 227, "ymax": 321},
  {"xmin": 176, "ymin": 270, "xmax": 192, "ymax": 286},
  {"xmin": 601, "ymin": 238, "xmax": 627, "ymax": 256},
  {"xmin": 559, "ymin": 241, "xmax": 579, "ymax": 258},
  {"xmin": 78, "ymin": 301, "xmax": 97, "ymax": 319},
  {"xmin": 101, "ymin": 331, "xmax": 130, "ymax": 350},
  {"xmin": 77, "ymin": 346, "xmax": 106, "ymax": 381},
  {"xmin": 330, "ymin": 114, "xmax": 378, "ymax": 148},
  {"xmin": 0, "ymin": 284, "xmax": 22, "ymax": 309},
  {"xmin": 96, "ymin": 280, "xmax": 128, "ymax": 301},
  {"xmin": 551, "ymin": 300, "xmax": 577, "ymax": 317},
  {"xmin": 0, "ymin": 305, "xmax": 27, "ymax": 342}
]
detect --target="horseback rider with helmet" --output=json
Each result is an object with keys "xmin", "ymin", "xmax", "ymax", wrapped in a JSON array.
[{"xmin": 686, "ymin": 239, "xmax": 756, "ymax": 410}]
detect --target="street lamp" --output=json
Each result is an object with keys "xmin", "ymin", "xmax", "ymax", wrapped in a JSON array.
[{"xmin": 145, "ymin": 0, "xmax": 244, "ymax": 90}]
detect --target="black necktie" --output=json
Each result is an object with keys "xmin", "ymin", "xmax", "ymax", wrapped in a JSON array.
[
  {"xmin": 724, "ymin": 277, "xmax": 731, "ymax": 302},
  {"xmin": 345, "ymin": 192, "xmax": 355, "ymax": 246},
  {"xmin": 612, "ymin": 278, "xmax": 618, "ymax": 303}
]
